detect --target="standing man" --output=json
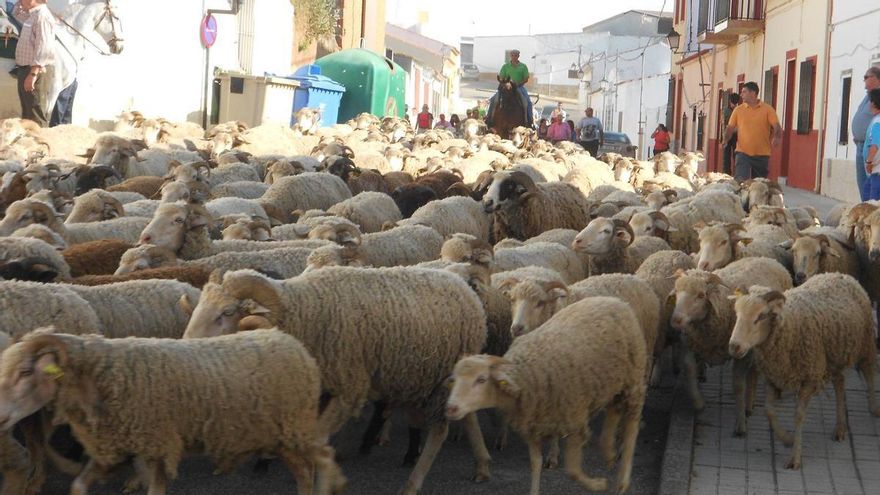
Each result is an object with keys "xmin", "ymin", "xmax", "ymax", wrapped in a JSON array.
[
  {"xmin": 550, "ymin": 101, "xmax": 567, "ymax": 121},
  {"xmin": 11, "ymin": 0, "xmax": 55, "ymax": 127},
  {"xmin": 576, "ymin": 107, "xmax": 604, "ymax": 157},
  {"xmin": 721, "ymin": 82, "xmax": 782, "ymax": 181},
  {"xmin": 485, "ymin": 49, "xmax": 533, "ymax": 128},
  {"xmin": 416, "ymin": 104, "xmax": 433, "ymax": 132},
  {"xmin": 853, "ymin": 66, "xmax": 880, "ymax": 201},
  {"xmin": 721, "ymin": 93, "xmax": 741, "ymax": 175}
]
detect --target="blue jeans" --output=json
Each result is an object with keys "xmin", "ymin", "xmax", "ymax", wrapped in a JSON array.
[
  {"xmin": 856, "ymin": 142, "xmax": 868, "ymax": 201},
  {"xmin": 866, "ymin": 173, "xmax": 880, "ymax": 201},
  {"xmin": 50, "ymin": 79, "xmax": 78, "ymax": 127},
  {"xmin": 486, "ymin": 85, "xmax": 533, "ymax": 127}
]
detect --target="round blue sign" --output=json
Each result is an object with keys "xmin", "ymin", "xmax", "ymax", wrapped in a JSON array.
[{"xmin": 201, "ymin": 14, "xmax": 217, "ymax": 48}]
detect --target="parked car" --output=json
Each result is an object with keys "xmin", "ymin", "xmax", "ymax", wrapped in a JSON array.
[
  {"xmin": 461, "ymin": 63, "xmax": 480, "ymax": 80},
  {"xmin": 598, "ymin": 132, "xmax": 637, "ymax": 158}
]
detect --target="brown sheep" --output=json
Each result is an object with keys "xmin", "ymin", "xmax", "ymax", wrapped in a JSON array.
[{"xmin": 61, "ymin": 239, "xmax": 133, "ymax": 277}]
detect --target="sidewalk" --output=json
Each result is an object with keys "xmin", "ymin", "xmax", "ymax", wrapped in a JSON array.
[{"xmin": 657, "ymin": 186, "xmax": 880, "ymax": 495}]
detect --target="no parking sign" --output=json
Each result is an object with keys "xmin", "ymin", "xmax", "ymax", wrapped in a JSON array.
[{"xmin": 201, "ymin": 14, "xmax": 217, "ymax": 48}]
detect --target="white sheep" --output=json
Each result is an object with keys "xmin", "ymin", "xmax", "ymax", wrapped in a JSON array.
[
  {"xmin": 394, "ymin": 196, "xmax": 492, "ymax": 243},
  {"xmin": 446, "ymin": 296, "xmax": 647, "ymax": 494},
  {"xmin": 0, "ymin": 280, "xmax": 100, "ymax": 337},
  {"xmin": 728, "ymin": 274, "xmax": 880, "ymax": 469},
  {"xmin": 260, "ymin": 172, "xmax": 352, "ymax": 221},
  {"xmin": 572, "ymin": 218, "xmax": 670, "ymax": 275},
  {"xmin": 327, "ymin": 191, "xmax": 402, "ymax": 233}
]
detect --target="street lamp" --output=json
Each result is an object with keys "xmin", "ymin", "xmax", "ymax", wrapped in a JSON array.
[{"xmin": 666, "ymin": 29, "xmax": 681, "ymax": 53}]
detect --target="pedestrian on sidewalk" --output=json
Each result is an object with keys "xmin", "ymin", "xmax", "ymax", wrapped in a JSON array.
[
  {"xmin": 862, "ymin": 88, "xmax": 880, "ymax": 200},
  {"xmin": 721, "ymin": 81, "xmax": 782, "ymax": 181},
  {"xmin": 550, "ymin": 101, "xmax": 566, "ymax": 122},
  {"xmin": 651, "ymin": 123, "xmax": 670, "ymax": 156},
  {"xmin": 434, "ymin": 113, "xmax": 452, "ymax": 131},
  {"xmin": 449, "ymin": 114, "xmax": 461, "ymax": 134},
  {"xmin": 853, "ymin": 66, "xmax": 880, "ymax": 201},
  {"xmin": 11, "ymin": 0, "xmax": 56, "ymax": 127},
  {"xmin": 547, "ymin": 114, "xmax": 570, "ymax": 143},
  {"xmin": 566, "ymin": 119, "xmax": 576, "ymax": 141},
  {"xmin": 576, "ymin": 107, "xmax": 604, "ymax": 157},
  {"xmin": 416, "ymin": 104, "xmax": 433, "ymax": 132},
  {"xmin": 722, "ymin": 93, "xmax": 741, "ymax": 175},
  {"xmin": 537, "ymin": 118, "xmax": 549, "ymax": 140}
]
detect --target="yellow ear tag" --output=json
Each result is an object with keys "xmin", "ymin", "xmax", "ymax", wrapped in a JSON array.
[
  {"xmin": 734, "ymin": 288, "xmax": 744, "ymax": 297},
  {"xmin": 499, "ymin": 380, "xmax": 508, "ymax": 387},
  {"xmin": 42, "ymin": 364, "xmax": 63, "ymax": 380}
]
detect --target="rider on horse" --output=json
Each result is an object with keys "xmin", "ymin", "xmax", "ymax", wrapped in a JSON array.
[{"xmin": 485, "ymin": 49, "xmax": 534, "ymax": 128}]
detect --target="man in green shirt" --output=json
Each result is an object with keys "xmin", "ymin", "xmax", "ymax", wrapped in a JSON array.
[{"xmin": 486, "ymin": 49, "xmax": 533, "ymax": 127}]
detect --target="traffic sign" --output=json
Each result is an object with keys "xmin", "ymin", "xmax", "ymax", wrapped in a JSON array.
[{"xmin": 201, "ymin": 14, "xmax": 217, "ymax": 48}]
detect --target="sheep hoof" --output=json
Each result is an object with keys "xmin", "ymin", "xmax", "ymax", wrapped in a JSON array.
[
  {"xmin": 494, "ymin": 437, "xmax": 507, "ymax": 451},
  {"xmin": 121, "ymin": 478, "xmax": 142, "ymax": 494},
  {"xmin": 472, "ymin": 471, "xmax": 491, "ymax": 483},
  {"xmin": 543, "ymin": 457, "xmax": 559, "ymax": 470},
  {"xmin": 733, "ymin": 428, "xmax": 746, "ymax": 438},
  {"xmin": 833, "ymin": 426, "xmax": 847, "ymax": 442},
  {"xmin": 785, "ymin": 458, "xmax": 801, "ymax": 470}
]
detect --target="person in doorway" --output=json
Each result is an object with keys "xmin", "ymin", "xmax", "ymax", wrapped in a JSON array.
[
  {"xmin": 11, "ymin": 0, "xmax": 56, "ymax": 127},
  {"xmin": 449, "ymin": 114, "xmax": 461, "ymax": 134},
  {"xmin": 576, "ymin": 107, "xmax": 604, "ymax": 157},
  {"xmin": 485, "ymin": 49, "xmax": 533, "ymax": 128},
  {"xmin": 547, "ymin": 114, "xmax": 570, "ymax": 143},
  {"xmin": 416, "ymin": 104, "xmax": 433, "ymax": 132},
  {"xmin": 551, "ymin": 102, "xmax": 567, "ymax": 122},
  {"xmin": 721, "ymin": 82, "xmax": 782, "ymax": 181},
  {"xmin": 853, "ymin": 66, "xmax": 880, "ymax": 200},
  {"xmin": 651, "ymin": 123, "xmax": 670, "ymax": 156},
  {"xmin": 434, "ymin": 113, "xmax": 452, "ymax": 130},
  {"xmin": 862, "ymin": 88, "xmax": 880, "ymax": 200},
  {"xmin": 721, "ymin": 93, "xmax": 741, "ymax": 175}
]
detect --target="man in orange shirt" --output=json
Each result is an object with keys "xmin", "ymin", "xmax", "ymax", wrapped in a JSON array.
[{"xmin": 721, "ymin": 81, "xmax": 783, "ymax": 181}]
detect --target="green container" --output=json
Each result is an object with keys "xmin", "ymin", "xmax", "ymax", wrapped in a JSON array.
[{"xmin": 315, "ymin": 49, "xmax": 406, "ymax": 123}]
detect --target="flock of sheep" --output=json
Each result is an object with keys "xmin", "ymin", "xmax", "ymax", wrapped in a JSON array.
[{"xmin": 0, "ymin": 108, "xmax": 878, "ymax": 494}]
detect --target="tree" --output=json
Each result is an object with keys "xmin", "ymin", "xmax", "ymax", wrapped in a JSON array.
[{"xmin": 292, "ymin": 0, "xmax": 340, "ymax": 51}]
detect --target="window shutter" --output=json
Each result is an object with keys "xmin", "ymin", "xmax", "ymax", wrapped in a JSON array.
[
  {"xmin": 796, "ymin": 60, "xmax": 815, "ymax": 134},
  {"xmin": 666, "ymin": 78, "xmax": 676, "ymax": 130},
  {"xmin": 763, "ymin": 69, "xmax": 774, "ymax": 104},
  {"xmin": 839, "ymin": 77, "xmax": 851, "ymax": 145}
]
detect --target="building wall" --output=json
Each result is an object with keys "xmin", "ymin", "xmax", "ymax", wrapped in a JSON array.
[
  {"xmin": 821, "ymin": 1, "xmax": 880, "ymax": 201},
  {"xmin": 292, "ymin": 0, "xmax": 386, "ymax": 68}
]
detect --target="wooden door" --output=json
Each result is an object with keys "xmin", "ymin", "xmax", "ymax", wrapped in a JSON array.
[{"xmin": 781, "ymin": 59, "xmax": 797, "ymax": 177}]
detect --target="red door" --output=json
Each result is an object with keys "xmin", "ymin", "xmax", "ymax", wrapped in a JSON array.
[{"xmin": 780, "ymin": 59, "xmax": 797, "ymax": 178}]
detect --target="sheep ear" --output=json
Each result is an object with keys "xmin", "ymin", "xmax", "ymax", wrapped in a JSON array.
[
  {"xmin": 489, "ymin": 362, "xmax": 519, "ymax": 395},
  {"xmin": 178, "ymin": 294, "xmax": 194, "ymax": 316},
  {"xmin": 240, "ymin": 299, "xmax": 271, "ymax": 316},
  {"xmin": 665, "ymin": 290, "xmax": 676, "ymax": 307},
  {"xmin": 495, "ymin": 278, "xmax": 519, "ymax": 296},
  {"xmin": 777, "ymin": 239, "xmax": 794, "ymax": 249},
  {"xmin": 472, "ymin": 248, "xmax": 494, "ymax": 266},
  {"xmin": 737, "ymin": 236, "xmax": 753, "ymax": 246}
]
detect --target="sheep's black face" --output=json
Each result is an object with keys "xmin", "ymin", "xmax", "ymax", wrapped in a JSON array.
[
  {"xmin": 392, "ymin": 186, "xmax": 437, "ymax": 218},
  {"xmin": 482, "ymin": 178, "xmax": 525, "ymax": 213},
  {"xmin": 326, "ymin": 158, "xmax": 357, "ymax": 182}
]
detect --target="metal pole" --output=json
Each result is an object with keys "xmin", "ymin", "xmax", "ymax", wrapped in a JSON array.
[{"xmin": 638, "ymin": 49, "xmax": 646, "ymax": 159}]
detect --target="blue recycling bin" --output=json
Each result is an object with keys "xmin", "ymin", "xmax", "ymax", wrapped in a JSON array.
[{"xmin": 289, "ymin": 65, "xmax": 346, "ymax": 127}]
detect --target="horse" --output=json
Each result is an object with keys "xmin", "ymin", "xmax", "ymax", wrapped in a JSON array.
[
  {"xmin": 46, "ymin": 0, "xmax": 125, "ymax": 119},
  {"xmin": 490, "ymin": 76, "xmax": 536, "ymax": 140}
]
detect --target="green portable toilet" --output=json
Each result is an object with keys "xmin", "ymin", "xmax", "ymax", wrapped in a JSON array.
[{"xmin": 315, "ymin": 49, "xmax": 406, "ymax": 123}]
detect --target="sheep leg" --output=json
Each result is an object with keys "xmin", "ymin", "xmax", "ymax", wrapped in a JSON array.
[
  {"xmin": 745, "ymin": 363, "xmax": 758, "ymax": 416},
  {"xmin": 858, "ymin": 350, "xmax": 880, "ymax": 416},
  {"xmin": 786, "ymin": 390, "xmax": 812, "ymax": 470},
  {"xmin": 317, "ymin": 396, "xmax": 353, "ymax": 438},
  {"xmin": 616, "ymin": 400, "xmax": 643, "ymax": 494},
  {"xmin": 279, "ymin": 449, "xmax": 313, "ymax": 495},
  {"xmin": 527, "ymin": 438, "xmax": 543, "ymax": 495},
  {"xmin": 832, "ymin": 374, "xmax": 848, "ymax": 442},
  {"xmin": 543, "ymin": 438, "xmax": 560, "ymax": 469},
  {"xmin": 70, "ymin": 459, "xmax": 107, "ymax": 495},
  {"xmin": 309, "ymin": 445, "xmax": 347, "ymax": 495},
  {"xmin": 599, "ymin": 403, "xmax": 622, "ymax": 468},
  {"xmin": 764, "ymin": 383, "xmax": 794, "ymax": 447},
  {"xmin": 399, "ymin": 422, "xmax": 448, "ymax": 495},
  {"xmin": 144, "ymin": 459, "xmax": 168, "ymax": 495},
  {"xmin": 732, "ymin": 358, "xmax": 749, "ymax": 437},
  {"xmin": 401, "ymin": 427, "xmax": 422, "ymax": 467},
  {"xmin": 462, "ymin": 412, "xmax": 492, "ymax": 483},
  {"xmin": 562, "ymin": 430, "xmax": 608, "ymax": 492},
  {"xmin": 359, "ymin": 401, "xmax": 388, "ymax": 455},
  {"xmin": 495, "ymin": 418, "xmax": 509, "ymax": 451},
  {"xmin": 683, "ymin": 350, "xmax": 705, "ymax": 410}
]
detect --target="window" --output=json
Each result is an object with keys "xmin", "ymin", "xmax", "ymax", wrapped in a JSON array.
[
  {"xmin": 797, "ymin": 58, "xmax": 817, "ymax": 134},
  {"xmin": 666, "ymin": 78, "xmax": 677, "ymax": 130},
  {"xmin": 681, "ymin": 113, "xmax": 688, "ymax": 150},
  {"xmin": 839, "ymin": 76, "xmax": 852, "ymax": 145},
  {"xmin": 763, "ymin": 69, "xmax": 774, "ymax": 105},
  {"xmin": 697, "ymin": 112, "xmax": 705, "ymax": 151}
]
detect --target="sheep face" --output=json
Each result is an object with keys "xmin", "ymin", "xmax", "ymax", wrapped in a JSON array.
[
  {"xmin": 115, "ymin": 244, "xmax": 178, "ymax": 275},
  {"xmin": 0, "ymin": 257, "xmax": 60, "ymax": 282},
  {"xmin": 88, "ymin": 135, "xmax": 143, "ymax": 169},
  {"xmin": 728, "ymin": 289, "xmax": 786, "ymax": 358},
  {"xmin": 138, "ymin": 202, "xmax": 211, "ymax": 252},
  {"xmin": 629, "ymin": 212, "xmax": 656, "ymax": 238},
  {"xmin": 499, "ymin": 279, "xmax": 567, "ymax": 337},
  {"xmin": 695, "ymin": 225, "xmax": 743, "ymax": 271},
  {"xmin": 66, "ymin": 191, "xmax": 124, "ymax": 223},
  {"xmin": 787, "ymin": 236, "xmax": 836, "ymax": 285},
  {"xmin": 183, "ymin": 284, "xmax": 245, "ymax": 338},
  {"xmin": 221, "ymin": 219, "xmax": 271, "ymax": 241},
  {"xmin": 0, "ymin": 330, "xmax": 67, "ymax": 430},
  {"xmin": 391, "ymin": 185, "xmax": 437, "ymax": 218},
  {"xmin": 0, "ymin": 199, "xmax": 61, "ymax": 237},
  {"xmin": 572, "ymin": 218, "xmax": 633, "ymax": 255},
  {"xmin": 304, "ymin": 245, "xmax": 363, "ymax": 272},
  {"xmin": 182, "ymin": 272, "xmax": 282, "ymax": 339},
  {"xmin": 445, "ymin": 354, "xmax": 513, "ymax": 421},
  {"xmin": 653, "ymin": 152, "xmax": 679, "ymax": 173},
  {"xmin": 481, "ymin": 171, "xmax": 534, "ymax": 213},
  {"xmin": 670, "ymin": 272, "xmax": 718, "ymax": 330},
  {"xmin": 440, "ymin": 234, "xmax": 493, "ymax": 265},
  {"xmin": 644, "ymin": 191, "xmax": 666, "ymax": 210},
  {"xmin": 160, "ymin": 181, "xmax": 191, "ymax": 203},
  {"xmin": 11, "ymin": 224, "xmax": 67, "ymax": 250},
  {"xmin": 863, "ymin": 211, "xmax": 880, "ymax": 261},
  {"xmin": 613, "ymin": 159, "xmax": 635, "ymax": 184}
]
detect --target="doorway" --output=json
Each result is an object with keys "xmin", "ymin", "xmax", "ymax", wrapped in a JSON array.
[{"xmin": 781, "ymin": 58, "xmax": 797, "ymax": 178}]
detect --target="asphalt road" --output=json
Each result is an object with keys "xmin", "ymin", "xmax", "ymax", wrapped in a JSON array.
[{"xmin": 38, "ymin": 376, "xmax": 673, "ymax": 494}]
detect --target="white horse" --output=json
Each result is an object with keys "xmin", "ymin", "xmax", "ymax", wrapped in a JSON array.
[{"xmin": 46, "ymin": 0, "xmax": 124, "ymax": 115}]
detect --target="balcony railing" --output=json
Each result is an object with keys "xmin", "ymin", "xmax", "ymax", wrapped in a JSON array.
[{"xmin": 698, "ymin": 0, "xmax": 763, "ymax": 45}]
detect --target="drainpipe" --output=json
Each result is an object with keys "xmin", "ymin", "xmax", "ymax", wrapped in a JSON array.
[
  {"xmin": 815, "ymin": 0, "xmax": 833, "ymax": 194},
  {"xmin": 202, "ymin": 0, "xmax": 242, "ymax": 128}
]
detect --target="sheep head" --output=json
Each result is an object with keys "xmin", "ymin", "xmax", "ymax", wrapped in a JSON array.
[
  {"xmin": 497, "ymin": 277, "xmax": 568, "ymax": 337},
  {"xmin": 629, "ymin": 211, "xmax": 674, "ymax": 241},
  {"xmin": 10, "ymin": 224, "xmax": 68, "ymax": 250},
  {"xmin": 138, "ymin": 202, "xmax": 212, "ymax": 253},
  {"xmin": 265, "ymin": 160, "xmax": 304, "ymax": 185},
  {"xmin": 446, "ymin": 354, "xmax": 519, "ymax": 421},
  {"xmin": 65, "ymin": 190, "xmax": 124, "ymax": 224},
  {"xmin": 307, "ymin": 222, "xmax": 362, "ymax": 247},
  {"xmin": 670, "ymin": 269, "xmax": 726, "ymax": 330},
  {"xmin": 571, "ymin": 218, "xmax": 634, "ymax": 255},
  {"xmin": 0, "ymin": 257, "xmax": 60, "ymax": 282},
  {"xmin": 440, "ymin": 233, "xmax": 494, "ymax": 267},
  {"xmin": 785, "ymin": 234, "xmax": 840, "ymax": 285},
  {"xmin": 481, "ymin": 171, "xmax": 537, "ymax": 213},
  {"xmin": 0, "ymin": 199, "xmax": 63, "ymax": 237},
  {"xmin": 183, "ymin": 270, "xmax": 283, "ymax": 339},
  {"xmin": 165, "ymin": 160, "xmax": 211, "ymax": 185},
  {"xmin": 114, "ymin": 244, "xmax": 179, "ymax": 275},
  {"xmin": 74, "ymin": 165, "xmax": 123, "ymax": 196},
  {"xmin": 694, "ymin": 223, "xmax": 748, "ymax": 271},
  {"xmin": 85, "ymin": 134, "xmax": 146, "ymax": 173},
  {"xmin": 304, "ymin": 244, "xmax": 365, "ymax": 272},
  {"xmin": 0, "ymin": 328, "xmax": 78, "ymax": 429},
  {"xmin": 728, "ymin": 286, "xmax": 786, "ymax": 358},
  {"xmin": 221, "ymin": 217, "xmax": 272, "ymax": 241}
]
